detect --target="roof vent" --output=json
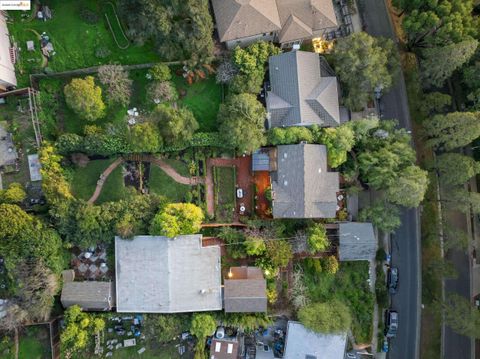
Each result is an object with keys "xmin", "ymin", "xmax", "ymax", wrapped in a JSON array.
[
  {"xmin": 275, "ymin": 67, "xmax": 279, "ymax": 71},
  {"xmin": 283, "ymin": 153, "xmax": 288, "ymax": 159},
  {"xmin": 318, "ymin": 168, "xmax": 322, "ymax": 173},
  {"xmin": 283, "ymin": 180, "xmax": 288, "ymax": 186}
]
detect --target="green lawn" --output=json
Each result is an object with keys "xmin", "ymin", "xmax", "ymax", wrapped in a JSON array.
[
  {"xmin": 172, "ymin": 75, "xmax": 222, "ymax": 132},
  {"xmin": 70, "ymin": 158, "xmax": 130, "ymax": 203},
  {"xmin": 8, "ymin": 0, "xmax": 159, "ymax": 86},
  {"xmin": 214, "ymin": 166, "xmax": 236, "ymax": 221},
  {"xmin": 18, "ymin": 326, "xmax": 51, "ymax": 359},
  {"xmin": 148, "ymin": 159, "xmax": 191, "ymax": 202},
  {"xmin": 301, "ymin": 260, "xmax": 374, "ymax": 344}
]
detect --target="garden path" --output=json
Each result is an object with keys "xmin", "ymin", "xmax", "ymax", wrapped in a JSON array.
[{"xmin": 87, "ymin": 157, "xmax": 124, "ymax": 204}]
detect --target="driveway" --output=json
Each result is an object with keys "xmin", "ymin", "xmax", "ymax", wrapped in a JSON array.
[{"xmin": 359, "ymin": 1, "xmax": 421, "ymax": 358}]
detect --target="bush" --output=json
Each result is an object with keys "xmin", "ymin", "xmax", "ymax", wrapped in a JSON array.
[
  {"xmin": 322, "ymin": 256, "xmax": 339, "ymax": 274},
  {"xmin": 64, "ymin": 76, "xmax": 105, "ymax": 121},
  {"xmin": 149, "ymin": 64, "xmax": 172, "ymax": 82},
  {"xmin": 98, "ymin": 65, "xmax": 132, "ymax": 106},
  {"xmin": 148, "ymin": 81, "xmax": 178, "ymax": 103},
  {"xmin": 298, "ymin": 301, "xmax": 352, "ymax": 334}
]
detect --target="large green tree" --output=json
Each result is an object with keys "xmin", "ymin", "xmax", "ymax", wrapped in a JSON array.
[
  {"xmin": 358, "ymin": 201, "xmax": 402, "ymax": 233},
  {"xmin": 152, "ymin": 106, "xmax": 198, "ymax": 146},
  {"xmin": 64, "ymin": 76, "xmax": 105, "ymax": 121},
  {"xmin": 440, "ymin": 294, "xmax": 480, "ymax": 338},
  {"xmin": 218, "ymin": 94, "xmax": 266, "ymax": 154},
  {"xmin": 424, "ymin": 112, "xmax": 480, "ymax": 151},
  {"xmin": 306, "ymin": 223, "xmax": 329, "ymax": 254},
  {"xmin": 149, "ymin": 203, "xmax": 204, "ymax": 237},
  {"xmin": 298, "ymin": 301, "xmax": 352, "ymax": 334},
  {"xmin": 332, "ymin": 32, "xmax": 399, "ymax": 111},
  {"xmin": 421, "ymin": 39, "xmax": 478, "ymax": 88},
  {"xmin": 436, "ymin": 153, "xmax": 480, "ymax": 186},
  {"xmin": 190, "ymin": 313, "xmax": 216, "ymax": 340},
  {"xmin": 319, "ymin": 126, "xmax": 355, "ymax": 168},
  {"xmin": 386, "ymin": 165, "xmax": 429, "ymax": 207},
  {"xmin": 264, "ymin": 240, "xmax": 293, "ymax": 268},
  {"xmin": 442, "ymin": 187, "xmax": 480, "ymax": 214},
  {"xmin": 129, "ymin": 122, "xmax": 162, "ymax": 153}
]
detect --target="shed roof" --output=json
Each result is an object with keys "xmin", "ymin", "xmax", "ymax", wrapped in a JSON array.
[
  {"xmin": 224, "ymin": 267, "xmax": 267, "ymax": 313},
  {"xmin": 115, "ymin": 235, "xmax": 222, "ymax": 313},
  {"xmin": 252, "ymin": 149, "xmax": 271, "ymax": 172},
  {"xmin": 267, "ymin": 51, "xmax": 340, "ymax": 128},
  {"xmin": 272, "ymin": 144, "xmax": 339, "ymax": 219},
  {"xmin": 210, "ymin": 338, "xmax": 239, "ymax": 359},
  {"xmin": 61, "ymin": 281, "xmax": 114, "ymax": 311},
  {"xmin": 338, "ymin": 222, "xmax": 377, "ymax": 261},
  {"xmin": 284, "ymin": 321, "xmax": 346, "ymax": 359}
]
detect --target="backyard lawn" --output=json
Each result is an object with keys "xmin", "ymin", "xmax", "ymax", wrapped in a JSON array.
[
  {"xmin": 172, "ymin": 75, "xmax": 222, "ymax": 132},
  {"xmin": 301, "ymin": 260, "xmax": 374, "ymax": 344},
  {"xmin": 18, "ymin": 325, "xmax": 51, "ymax": 359},
  {"xmin": 214, "ymin": 166, "xmax": 236, "ymax": 221},
  {"xmin": 148, "ymin": 159, "xmax": 191, "ymax": 202},
  {"xmin": 8, "ymin": 0, "xmax": 159, "ymax": 86},
  {"xmin": 70, "ymin": 158, "xmax": 130, "ymax": 203}
]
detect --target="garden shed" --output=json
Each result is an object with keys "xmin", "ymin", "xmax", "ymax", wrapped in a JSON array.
[
  {"xmin": 224, "ymin": 266, "xmax": 267, "ymax": 313},
  {"xmin": 338, "ymin": 222, "xmax": 377, "ymax": 261},
  {"xmin": 61, "ymin": 281, "xmax": 115, "ymax": 311}
]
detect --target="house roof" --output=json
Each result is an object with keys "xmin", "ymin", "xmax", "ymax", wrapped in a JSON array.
[
  {"xmin": 338, "ymin": 222, "xmax": 377, "ymax": 261},
  {"xmin": 211, "ymin": 0, "xmax": 281, "ymax": 42},
  {"xmin": 211, "ymin": 0, "xmax": 338, "ymax": 44},
  {"xmin": 267, "ymin": 51, "xmax": 340, "ymax": 128},
  {"xmin": 224, "ymin": 267, "xmax": 267, "ymax": 313},
  {"xmin": 210, "ymin": 338, "xmax": 239, "ymax": 359},
  {"xmin": 284, "ymin": 321, "xmax": 346, "ymax": 359},
  {"xmin": 61, "ymin": 281, "xmax": 115, "ymax": 311},
  {"xmin": 272, "ymin": 144, "xmax": 339, "ymax": 219},
  {"xmin": 115, "ymin": 235, "xmax": 222, "ymax": 313}
]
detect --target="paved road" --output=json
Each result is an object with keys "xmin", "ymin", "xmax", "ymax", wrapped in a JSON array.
[{"xmin": 359, "ymin": 1, "xmax": 421, "ymax": 359}]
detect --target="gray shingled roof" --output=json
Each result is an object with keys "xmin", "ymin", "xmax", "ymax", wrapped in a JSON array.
[
  {"xmin": 115, "ymin": 235, "xmax": 222, "ymax": 313},
  {"xmin": 272, "ymin": 144, "xmax": 339, "ymax": 219},
  {"xmin": 211, "ymin": 0, "xmax": 338, "ymax": 44},
  {"xmin": 338, "ymin": 222, "xmax": 377, "ymax": 261},
  {"xmin": 284, "ymin": 321, "xmax": 346, "ymax": 359},
  {"xmin": 61, "ymin": 281, "xmax": 114, "ymax": 311},
  {"xmin": 211, "ymin": 0, "xmax": 281, "ymax": 42},
  {"xmin": 267, "ymin": 51, "xmax": 340, "ymax": 128},
  {"xmin": 224, "ymin": 267, "xmax": 267, "ymax": 313}
]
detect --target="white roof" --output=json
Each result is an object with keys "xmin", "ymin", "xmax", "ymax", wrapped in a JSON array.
[
  {"xmin": 0, "ymin": 13, "xmax": 17, "ymax": 87},
  {"xmin": 115, "ymin": 235, "xmax": 222, "ymax": 313},
  {"xmin": 28, "ymin": 154, "xmax": 42, "ymax": 181},
  {"xmin": 284, "ymin": 321, "xmax": 346, "ymax": 359}
]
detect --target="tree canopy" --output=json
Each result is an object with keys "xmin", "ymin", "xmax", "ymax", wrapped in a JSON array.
[
  {"xmin": 152, "ymin": 106, "xmax": 199, "ymax": 146},
  {"xmin": 306, "ymin": 223, "xmax": 329, "ymax": 254},
  {"xmin": 149, "ymin": 203, "xmax": 204, "ymax": 237},
  {"xmin": 129, "ymin": 122, "xmax": 162, "ymax": 153},
  {"xmin": 298, "ymin": 301, "xmax": 352, "ymax": 334},
  {"xmin": 436, "ymin": 153, "xmax": 480, "ymax": 186},
  {"xmin": 97, "ymin": 65, "xmax": 132, "ymax": 106},
  {"xmin": 358, "ymin": 201, "xmax": 402, "ymax": 233},
  {"xmin": 64, "ymin": 76, "xmax": 105, "ymax": 121},
  {"xmin": 386, "ymin": 165, "xmax": 429, "ymax": 207}
]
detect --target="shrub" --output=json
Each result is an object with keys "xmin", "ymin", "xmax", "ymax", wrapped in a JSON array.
[
  {"xmin": 64, "ymin": 76, "xmax": 105, "ymax": 121},
  {"xmin": 148, "ymin": 81, "xmax": 179, "ymax": 103},
  {"xmin": 322, "ymin": 256, "xmax": 339, "ymax": 274},
  {"xmin": 98, "ymin": 65, "xmax": 132, "ymax": 106},
  {"xmin": 149, "ymin": 64, "xmax": 172, "ymax": 82},
  {"xmin": 298, "ymin": 301, "xmax": 352, "ymax": 334},
  {"xmin": 306, "ymin": 223, "xmax": 329, "ymax": 254}
]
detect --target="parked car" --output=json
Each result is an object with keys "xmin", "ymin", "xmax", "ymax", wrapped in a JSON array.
[
  {"xmin": 236, "ymin": 188, "xmax": 244, "ymax": 198},
  {"xmin": 385, "ymin": 310, "xmax": 398, "ymax": 338},
  {"xmin": 387, "ymin": 267, "xmax": 399, "ymax": 294}
]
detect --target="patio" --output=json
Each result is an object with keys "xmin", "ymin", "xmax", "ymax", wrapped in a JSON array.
[{"xmin": 0, "ymin": 122, "xmax": 18, "ymax": 169}]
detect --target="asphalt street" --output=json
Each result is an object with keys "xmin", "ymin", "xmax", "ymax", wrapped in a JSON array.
[{"xmin": 359, "ymin": 1, "xmax": 420, "ymax": 358}]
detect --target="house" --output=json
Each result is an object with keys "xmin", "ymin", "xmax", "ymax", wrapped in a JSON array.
[
  {"xmin": 224, "ymin": 266, "xmax": 267, "ymax": 313},
  {"xmin": 115, "ymin": 235, "xmax": 222, "ymax": 313},
  {"xmin": 283, "ymin": 321, "xmax": 347, "ymax": 359},
  {"xmin": 253, "ymin": 144, "xmax": 339, "ymax": 219},
  {"xmin": 211, "ymin": 0, "xmax": 338, "ymax": 49},
  {"xmin": 267, "ymin": 50, "xmax": 340, "ymax": 128},
  {"xmin": 61, "ymin": 281, "xmax": 115, "ymax": 311},
  {"xmin": 0, "ymin": 12, "xmax": 17, "ymax": 91},
  {"xmin": 338, "ymin": 222, "xmax": 377, "ymax": 261},
  {"xmin": 210, "ymin": 336, "xmax": 242, "ymax": 359}
]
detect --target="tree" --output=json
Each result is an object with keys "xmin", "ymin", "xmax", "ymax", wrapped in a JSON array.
[
  {"xmin": 424, "ymin": 112, "xmax": 480, "ymax": 151},
  {"xmin": 218, "ymin": 94, "xmax": 266, "ymax": 154},
  {"xmin": 129, "ymin": 122, "xmax": 162, "ymax": 152},
  {"xmin": 216, "ymin": 60, "xmax": 238, "ymax": 84},
  {"xmin": 148, "ymin": 81, "xmax": 178, "ymax": 103},
  {"xmin": 298, "ymin": 301, "xmax": 352, "ymax": 334},
  {"xmin": 440, "ymin": 294, "xmax": 480, "ymax": 338},
  {"xmin": 306, "ymin": 223, "xmax": 329, "ymax": 254},
  {"xmin": 322, "ymin": 256, "xmax": 339, "ymax": 274},
  {"xmin": 151, "ymin": 314, "xmax": 190, "ymax": 343},
  {"xmin": 267, "ymin": 127, "xmax": 314, "ymax": 146},
  {"xmin": 358, "ymin": 201, "xmax": 401, "ymax": 233},
  {"xmin": 97, "ymin": 65, "xmax": 132, "ymax": 106},
  {"xmin": 332, "ymin": 32, "xmax": 399, "ymax": 111},
  {"xmin": 0, "ymin": 183, "xmax": 26, "ymax": 204},
  {"xmin": 443, "ymin": 226, "xmax": 470, "ymax": 251},
  {"xmin": 149, "ymin": 63, "xmax": 172, "ymax": 81},
  {"xmin": 442, "ymin": 187, "xmax": 480, "ymax": 214},
  {"xmin": 190, "ymin": 313, "xmax": 216, "ymax": 340},
  {"xmin": 244, "ymin": 233, "xmax": 266, "ymax": 256},
  {"xmin": 39, "ymin": 144, "xmax": 73, "ymax": 202},
  {"xmin": 218, "ymin": 227, "xmax": 246, "ymax": 259},
  {"xmin": 319, "ymin": 126, "xmax": 355, "ymax": 168},
  {"xmin": 64, "ymin": 76, "xmax": 105, "ymax": 121},
  {"xmin": 115, "ymin": 213, "xmax": 135, "ymax": 239},
  {"xmin": 386, "ymin": 165, "xmax": 429, "ymax": 207},
  {"xmin": 419, "ymin": 92, "xmax": 452, "ymax": 116},
  {"xmin": 436, "ymin": 153, "xmax": 480, "ymax": 187},
  {"xmin": 149, "ymin": 203, "xmax": 204, "ymax": 237},
  {"xmin": 152, "ymin": 106, "xmax": 199, "ymax": 146},
  {"xmin": 264, "ymin": 240, "xmax": 293, "ymax": 268},
  {"xmin": 421, "ymin": 39, "xmax": 478, "ymax": 87}
]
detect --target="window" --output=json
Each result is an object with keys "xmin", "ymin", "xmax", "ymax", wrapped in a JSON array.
[
  {"xmin": 215, "ymin": 342, "xmax": 221, "ymax": 352},
  {"xmin": 305, "ymin": 355, "xmax": 317, "ymax": 359},
  {"xmin": 227, "ymin": 344, "xmax": 233, "ymax": 354}
]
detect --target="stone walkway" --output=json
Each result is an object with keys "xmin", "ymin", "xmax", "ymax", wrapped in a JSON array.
[{"xmin": 87, "ymin": 157, "xmax": 124, "ymax": 204}]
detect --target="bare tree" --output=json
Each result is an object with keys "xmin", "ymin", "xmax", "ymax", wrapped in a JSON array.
[{"xmin": 97, "ymin": 65, "xmax": 132, "ymax": 106}]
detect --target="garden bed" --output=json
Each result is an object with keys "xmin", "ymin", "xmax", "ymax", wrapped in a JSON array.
[{"xmin": 213, "ymin": 166, "xmax": 236, "ymax": 222}]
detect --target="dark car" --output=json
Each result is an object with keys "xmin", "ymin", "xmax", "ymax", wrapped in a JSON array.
[
  {"xmin": 387, "ymin": 267, "xmax": 399, "ymax": 294},
  {"xmin": 385, "ymin": 310, "xmax": 398, "ymax": 338}
]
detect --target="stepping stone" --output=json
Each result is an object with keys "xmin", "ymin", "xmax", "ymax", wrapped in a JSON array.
[
  {"xmin": 78, "ymin": 263, "xmax": 88, "ymax": 273},
  {"xmin": 89, "ymin": 264, "xmax": 98, "ymax": 272},
  {"xmin": 100, "ymin": 264, "xmax": 109, "ymax": 274}
]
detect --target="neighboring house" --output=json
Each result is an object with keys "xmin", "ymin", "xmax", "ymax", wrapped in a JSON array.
[
  {"xmin": 267, "ymin": 50, "xmax": 340, "ymax": 128},
  {"xmin": 338, "ymin": 222, "xmax": 377, "ymax": 261},
  {"xmin": 115, "ymin": 235, "xmax": 222, "ymax": 313},
  {"xmin": 252, "ymin": 144, "xmax": 339, "ymax": 219},
  {"xmin": 61, "ymin": 281, "xmax": 115, "ymax": 311},
  {"xmin": 210, "ymin": 336, "xmax": 242, "ymax": 359},
  {"xmin": 224, "ymin": 266, "xmax": 267, "ymax": 313},
  {"xmin": 283, "ymin": 321, "xmax": 347, "ymax": 359},
  {"xmin": 0, "ymin": 11, "xmax": 17, "ymax": 91},
  {"xmin": 211, "ymin": 0, "xmax": 338, "ymax": 48}
]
